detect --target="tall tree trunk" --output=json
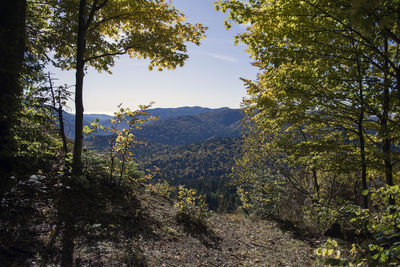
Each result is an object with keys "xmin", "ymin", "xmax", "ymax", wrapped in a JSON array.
[
  {"xmin": 382, "ymin": 38, "xmax": 395, "ymax": 208},
  {"xmin": 382, "ymin": 39, "xmax": 393, "ymax": 187},
  {"xmin": 0, "ymin": 0, "xmax": 26, "ymax": 196},
  {"xmin": 358, "ymin": 108, "xmax": 367, "ymax": 208},
  {"xmin": 72, "ymin": 0, "xmax": 88, "ymax": 178},
  {"xmin": 61, "ymin": 1, "xmax": 87, "ymax": 266},
  {"xmin": 60, "ymin": 209, "xmax": 76, "ymax": 267},
  {"xmin": 356, "ymin": 55, "xmax": 368, "ymax": 209}
]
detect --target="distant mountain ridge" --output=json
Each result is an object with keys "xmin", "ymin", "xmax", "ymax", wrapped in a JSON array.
[
  {"xmin": 148, "ymin": 106, "xmax": 230, "ymax": 121},
  {"xmin": 64, "ymin": 107, "xmax": 242, "ymax": 143},
  {"xmin": 136, "ymin": 108, "xmax": 242, "ymax": 145}
]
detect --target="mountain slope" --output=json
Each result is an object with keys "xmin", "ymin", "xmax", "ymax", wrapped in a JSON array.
[
  {"xmin": 62, "ymin": 112, "xmax": 113, "ymax": 139},
  {"xmin": 83, "ymin": 108, "xmax": 243, "ymax": 145},
  {"xmin": 84, "ymin": 107, "xmax": 243, "ymax": 211},
  {"xmin": 148, "ymin": 106, "xmax": 228, "ymax": 121},
  {"xmin": 132, "ymin": 137, "xmax": 241, "ymax": 211},
  {"xmin": 63, "ymin": 107, "xmax": 239, "ymax": 140},
  {"xmin": 136, "ymin": 108, "xmax": 242, "ymax": 145}
]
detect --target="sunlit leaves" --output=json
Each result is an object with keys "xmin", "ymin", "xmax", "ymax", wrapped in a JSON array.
[
  {"xmin": 217, "ymin": 2, "xmax": 400, "ymax": 243},
  {"xmin": 219, "ymin": 0, "xmax": 400, "ymax": 187},
  {"xmin": 175, "ymin": 185, "xmax": 209, "ymax": 221},
  {"xmin": 36, "ymin": 0, "xmax": 206, "ymax": 72},
  {"xmin": 85, "ymin": 103, "xmax": 157, "ymax": 184}
]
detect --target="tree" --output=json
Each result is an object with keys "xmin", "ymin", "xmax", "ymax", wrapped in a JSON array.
[
  {"xmin": 48, "ymin": 73, "xmax": 71, "ymax": 156},
  {"xmin": 300, "ymin": 0, "xmax": 400, "ymax": 190},
  {"xmin": 0, "ymin": 0, "xmax": 27, "ymax": 196},
  {"xmin": 85, "ymin": 103, "xmax": 158, "ymax": 185},
  {"xmin": 16, "ymin": 59, "xmax": 63, "ymax": 174},
  {"xmin": 34, "ymin": 1, "xmax": 206, "ymax": 265},
  {"xmin": 43, "ymin": 0, "xmax": 206, "ymax": 180},
  {"xmin": 216, "ymin": 0, "xmax": 400, "ymax": 213}
]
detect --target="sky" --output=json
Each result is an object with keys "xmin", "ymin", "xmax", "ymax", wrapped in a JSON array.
[{"xmin": 49, "ymin": 0, "xmax": 258, "ymax": 114}]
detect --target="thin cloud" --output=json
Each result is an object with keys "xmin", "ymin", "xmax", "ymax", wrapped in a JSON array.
[
  {"xmin": 238, "ymin": 22, "xmax": 251, "ymax": 30},
  {"xmin": 205, "ymin": 52, "xmax": 238, "ymax": 63}
]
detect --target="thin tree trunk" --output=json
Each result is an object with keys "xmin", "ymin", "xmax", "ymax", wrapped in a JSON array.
[
  {"xmin": 298, "ymin": 126, "xmax": 320, "ymax": 199},
  {"xmin": 58, "ymin": 96, "xmax": 69, "ymax": 156},
  {"xmin": 382, "ymin": 38, "xmax": 395, "ymax": 209},
  {"xmin": 48, "ymin": 73, "xmax": 68, "ymax": 156},
  {"xmin": 312, "ymin": 168, "xmax": 320, "ymax": 200},
  {"xmin": 109, "ymin": 137, "xmax": 115, "ymax": 183},
  {"xmin": 0, "ymin": 0, "xmax": 26, "ymax": 196},
  {"xmin": 356, "ymin": 55, "xmax": 368, "ymax": 209},
  {"xmin": 358, "ymin": 111, "xmax": 367, "ymax": 208},
  {"xmin": 382, "ymin": 39, "xmax": 394, "ymax": 187},
  {"xmin": 110, "ymin": 156, "xmax": 115, "ymax": 183},
  {"xmin": 119, "ymin": 147, "xmax": 127, "ymax": 187}
]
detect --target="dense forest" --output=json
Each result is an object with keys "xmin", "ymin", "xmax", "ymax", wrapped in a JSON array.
[
  {"xmin": 2, "ymin": 0, "xmax": 400, "ymax": 266},
  {"xmin": 84, "ymin": 109, "xmax": 242, "ymax": 212},
  {"xmin": 133, "ymin": 137, "xmax": 241, "ymax": 212}
]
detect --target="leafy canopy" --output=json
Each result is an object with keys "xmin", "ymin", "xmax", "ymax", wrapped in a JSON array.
[{"xmin": 43, "ymin": 0, "xmax": 206, "ymax": 72}]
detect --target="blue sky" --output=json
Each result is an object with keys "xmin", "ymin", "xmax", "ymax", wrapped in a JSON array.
[{"xmin": 50, "ymin": 0, "xmax": 258, "ymax": 114}]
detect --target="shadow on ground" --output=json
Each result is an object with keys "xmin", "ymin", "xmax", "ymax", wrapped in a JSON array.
[{"xmin": 176, "ymin": 212, "xmax": 222, "ymax": 250}]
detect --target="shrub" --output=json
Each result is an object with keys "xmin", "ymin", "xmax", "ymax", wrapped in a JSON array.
[
  {"xmin": 174, "ymin": 185, "xmax": 209, "ymax": 222},
  {"xmin": 236, "ymin": 174, "xmax": 284, "ymax": 219},
  {"xmin": 316, "ymin": 185, "xmax": 400, "ymax": 266},
  {"xmin": 148, "ymin": 180, "xmax": 171, "ymax": 197}
]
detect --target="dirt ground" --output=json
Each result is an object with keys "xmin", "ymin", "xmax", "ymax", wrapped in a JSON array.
[{"xmin": 75, "ymin": 189, "xmax": 321, "ymax": 266}]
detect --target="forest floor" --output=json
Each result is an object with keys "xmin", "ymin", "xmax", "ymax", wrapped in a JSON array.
[
  {"xmin": 74, "ymin": 185, "xmax": 322, "ymax": 266},
  {"xmin": 140, "ymin": 213, "xmax": 320, "ymax": 266}
]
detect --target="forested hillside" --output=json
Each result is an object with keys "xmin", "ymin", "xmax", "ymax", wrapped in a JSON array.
[
  {"xmin": 136, "ymin": 108, "xmax": 242, "ymax": 145},
  {"xmin": 63, "ymin": 107, "xmax": 232, "ymax": 139},
  {"xmin": 133, "ymin": 138, "xmax": 241, "ymax": 211},
  {"xmin": 86, "ymin": 109, "xmax": 243, "ymax": 212},
  {"xmin": 65, "ymin": 107, "xmax": 241, "ymax": 142}
]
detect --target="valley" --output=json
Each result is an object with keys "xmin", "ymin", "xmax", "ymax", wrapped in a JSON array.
[{"xmin": 78, "ymin": 107, "xmax": 243, "ymax": 211}]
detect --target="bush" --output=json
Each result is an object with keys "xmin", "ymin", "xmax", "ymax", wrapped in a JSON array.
[
  {"xmin": 174, "ymin": 185, "xmax": 209, "ymax": 222},
  {"xmin": 316, "ymin": 185, "xmax": 400, "ymax": 266},
  {"xmin": 303, "ymin": 201, "xmax": 340, "ymax": 232},
  {"xmin": 237, "ymin": 174, "xmax": 284, "ymax": 219},
  {"xmin": 148, "ymin": 180, "xmax": 171, "ymax": 197}
]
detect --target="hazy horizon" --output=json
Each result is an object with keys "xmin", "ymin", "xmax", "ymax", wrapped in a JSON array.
[
  {"xmin": 65, "ymin": 106, "xmax": 239, "ymax": 116},
  {"xmin": 48, "ymin": 0, "xmax": 257, "ymax": 115}
]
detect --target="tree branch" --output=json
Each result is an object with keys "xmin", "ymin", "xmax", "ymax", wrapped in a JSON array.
[
  {"xmin": 301, "ymin": 0, "xmax": 399, "ymax": 72},
  {"xmin": 83, "ymin": 45, "xmax": 142, "ymax": 63}
]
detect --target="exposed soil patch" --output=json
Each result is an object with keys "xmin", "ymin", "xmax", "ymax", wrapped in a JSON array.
[
  {"xmin": 99, "ymin": 188, "xmax": 320, "ymax": 266},
  {"xmin": 19, "ymin": 185, "xmax": 320, "ymax": 266}
]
